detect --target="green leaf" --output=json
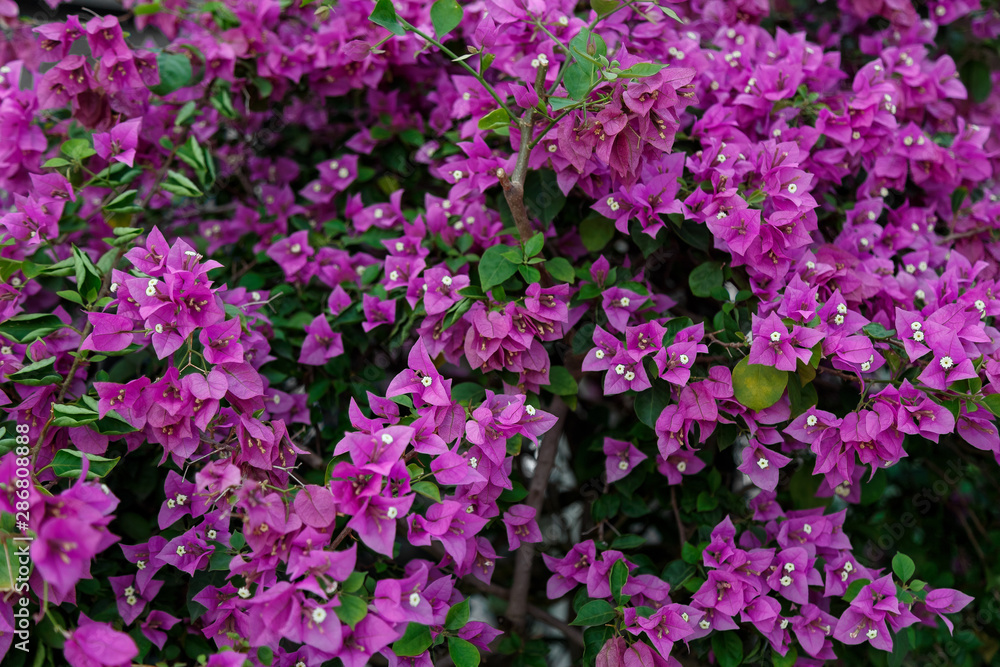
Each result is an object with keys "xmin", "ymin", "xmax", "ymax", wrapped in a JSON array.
[
  {"xmin": 524, "ymin": 232, "xmax": 544, "ymax": 258},
  {"xmin": 658, "ymin": 5, "xmax": 682, "ymax": 21},
  {"xmin": 5, "ymin": 357, "xmax": 61, "ymax": 386},
  {"xmin": 333, "ymin": 594, "xmax": 368, "ymax": 630},
  {"xmin": 689, "ymin": 261, "xmax": 723, "ymax": 298},
  {"xmin": 370, "ymin": 0, "xmax": 406, "ymax": 36},
  {"xmin": 430, "ymin": 0, "xmax": 463, "ymax": 36},
  {"xmin": 711, "ymin": 632, "xmax": 743, "ymax": 667},
  {"xmin": 51, "ymin": 449, "xmax": 119, "ymax": 480},
  {"xmin": 392, "ymin": 622, "xmax": 432, "ymax": 657},
  {"xmin": 256, "ymin": 647, "xmax": 273, "ymax": 667},
  {"xmin": 445, "ymin": 598, "xmax": 470, "ymax": 631},
  {"xmin": 609, "ymin": 560, "xmax": 628, "ymax": 604},
  {"xmin": 634, "ymin": 380, "xmax": 671, "ymax": 428},
  {"xmin": 980, "ymin": 394, "xmax": 1000, "ymax": 417},
  {"xmin": 696, "ymin": 491, "xmax": 718, "ymax": 511},
  {"xmin": 961, "ymin": 60, "xmax": 992, "ymax": 104},
  {"xmin": 772, "ymin": 647, "xmax": 798, "ymax": 667},
  {"xmin": 619, "ymin": 62, "xmax": 667, "ymax": 78},
  {"xmin": 162, "ymin": 170, "xmax": 203, "ymax": 198},
  {"xmin": 732, "ymin": 357, "xmax": 788, "ymax": 412},
  {"xmin": 61, "ymin": 138, "xmax": 96, "ymax": 161},
  {"xmin": 478, "ymin": 245, "xmax": 519, "ymax": 292},
  {"xmin": 591, "ymin": 0, "xmax": 619, "ymax": 15},
  {"xmin": 545, "ymin": 366, "xmax": 578, "ymax": 396},
  {"xmin": 545, "ymin": 256, "xmax": 576, "ymax": 283},
  {"xmin": 580, "ymin": 215, "xmax": 615, "ymax": 251},
  {"xmin": 610, "ymin": 534, "xmax": 645, "ymax": 550},
  {"xmin": 843, "ymin": 578, "xmax": 871, "ymax": 603},
  {"xmin": 52, "ymin": 404, "xmax": 99, "ymax": 427},
  {"xmin": 863, "ymin": 323, "xmax": 896, "ymax": 339},
  {"xmin": 892, "ymin": 552, "xmax": 915, "ymax": 583},
  {"xmin": 478, "ymin": 107, "xmax": 510, "ymax": 131},
  {"xmin": 563, "ymin": 61, "xmax": 597, "ymax": 101},
  {"xmin": 43, "ymin": 158, "xmax": 71, "ymax": 168},
  {"xmin": 570, "ymin": 599, "xmax": 615, "ymax": 626},
  {"xmin": 72, "ymin": 245, "xmax": 102, "ymax": 302},
  {"xmin": 343, "ymin": 571, "xmax": 366, "ymax": 594},
  {"xmin": 448, "ymin": 637, "xmax": 481, "ymax": 667},
  {"xmin": 149, "ymin": 52, "xmax": 193, "ymax": 95},
  {"xmin": 412, "ymin": 481, "xmax": 441, "ymax": 503},
  {"xmin": 0, "ymin": 313, "xmax": 65, "ymax": 344},
  {"xmin": 681, "ymin": 541, "xmax": 704, "ymax": 564}
]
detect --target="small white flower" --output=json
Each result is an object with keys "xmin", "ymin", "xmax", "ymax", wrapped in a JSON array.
[
  {"xmin": 207, "ymin": 529, "xmax": 217, "ymax": 540},
  {"xmin": 619, "ymin": 297, "xmax": 630, "ymax": 308},
  {"xmin": 0, "ymin": 346, "xmax": 9, "ymax": 355},
  {"xmin": 834, "ymin": 314, "xmax": 845, "ymax": 325},
  {"xmin": 975, "ymin": 299, "xmax": 986, "ymax": 311},
  {"xmin": 381, "ymin": 433, "xmax": 394, "ymax": 445},
  {"xmin": 124, "ymin": 586, "xmax": 136, "ymax": 597},
  {"xmin": 312, "ymin": 608, "xmax": 327, "ymax": 623},
  {"xmin": 802, "ymin": 523, "xmax": 812, "ymax": 534},
  {"xmin": 525, "ymin": 405, "xmax": 536, "ymax": 416},
  {"xmin": 861, "ymin": 361, "xmax": 871, "ymax": 372},
  {"xmin": 618, "ymin": 460, "xmax": 629, "ymax": 471},
  {"xmin": 452, "ymin": 170, "xmax": 463, "ymax": 181},
  {"xmin": 421, "ymin": 376, "xmax": 433, "ymax": 387},
  {"xmin": 699, "ymin": 619, "xmax": 711, "ymax": 630},
  {"xmin": 145, "ymin": 285, "xmax": 157, "ymax": 297},
  {"xmin": 915, "ymin": 289, "xmax": 926, "ymax": 300},
  {"xmin": 547, "ymin": 144, "xmax": 558, "ymax": 153},
  {"xmin": 935, "ymin": 4, "xmax": 946, "ymax": 15},
  {"xmin": 867, "ymin": 628, "xmax": 878, "ymax": 639},
  {"xmin": 442, "ymin": 199, "xmax": 452, "ymax": 210},
  {"xmin": 904, "ymin": 136, "xmax": 914, "ymax": 146},
  {"xmin": 126, "ymin": 595, "xmax": 138, "ymax": 606},
  {"xmin": 860, "ymin": 237, "xmax": 870, "ymax": 247},
  {"xmin": 137, "ymin": 560, "xmax": 146, "ymax": 570},
  {"xmin": 374, "ymin": 208, "xmax": 384, "ymax": 219},
  {"xmin": 676, "ymin": 461, "xmax": 687, "ymax": 473},
  {"xmin": 780, "ymin": 575, "xmax": 792, "ymax": 586},
  {"xmin": 329, "ymin": 160, "xmax": 339, "ymax": 170},
  {"xmin": 176, "ymin": 546, "xmax": 186, "ymax": 556},
  {"xmin": 910, "ymin": 321, "xmax": 922, "ymax": 331},
  {"xmin": 251, "ymin": 291, "xmax": 261, "ymax": 301},
  {"xmin": 679, "ymin": 354, "xmax": 690, "ymax": 364},
  {"xmin": 110, "ymin": 282, "xmax": 119, "ymax": 293},
  {"xmin": 772, "ymin": 128, "xmax": 782, "ymax": 137},
  {"xmin": 238, "ymin": 586, "xmax": 252, "ymax": 599},
  {"xmin": 780, "ymin": 619, "xmax": 789, "ymax": 630},
  {"xmin": 717, "ymin": 211, "xmax": 728, "ymax": 219},
  {"xmin": 441, "ymin": 275, "xmax": 453, "ymax": 287},
  {"xmin": 615, "ymin": 364, "xmax": 626, "ymax": 375},
  {"xmin": 595, "ymin": 349, "xmax": 605, "ymax": 360},
  {"xmin": 681, "ymin": 612, "xmax": 689, "ymax": 622},
  {"xmin": 338, "ymin": 167, "xmax": 350, "ymax": 179},
  {"xmin": 913, "ymin": 331, "xmax": 924, "ymax": 342},
  {"xmin": 716, "ymin": 154, "xmax": 726, "ymax": 163},
  {"xmin": 389, "ymin": 270, "xmax": 400, "ymax": 281},
  {"xmin": 154, "ymin": 324, "xmax": 164, "ymax": 334},
  {"xmin": 841, "ymin": 570, "xmax": 850, "ymax": 581},
  {"xmin": 836, "ymin": 303, "xmax": 847, "ymax": 315},
  {"xmin": 290, "ymin": 243, "xmax": 302, "ymax": 254},
  {"xmin": 784, "ymin": 562, "xmax": 795, "ymax": 572},
  {"xmin": 807, "ymin": 415, "xmax": 819, "ymax": 428},
  {"xmin": 624, "ymin": 371, "xmax": 636, "ymax": 381},
  {"xmin": 167, "ymin": 499, "xmax": 176, "ymax": 509},
  {"xmin": 806, "ymin": 261, "xmax": 816, "ymax": 269},
  {"xmin": 770, "ymin": 331, "xmax": 781, "ymax": 342},
  {"xmin": 918, "ymin": 261, "xmax": 928, "ymax": 272},
  {"xmin": 905, "ymin": 264, "xmax": 916, "ymax": 274},
  {"xmin": 466, "ymin": 505, "xmax": 475, "ymax": 513},
  {"xmin": 844, "ymin": 561, "xmax": 854, "ymax": 572},
  {"xmin": 386, "ymin": 506, "xmax": 398, "ymax": 519},
  {"xmin": 853, "ymin": 131, "xmax": 862, "ymax": 140},
  {"xmin": 880, "ymin": 187, "xmax": 889, "ymax": 197},
  {"xmin": 939, "ymin": 356, "xmax": 954, "ymax": 370},
  {"xmin": 409, "ymin": 592, "xmax": 421, "ymax": 607},
  {"xmin": 558, "ymin": 15, "xmax": 569, "ymax": 25},
  {"xmin": 495, "ymin": 168, "xmax": 506, "ymax": 178},
  {"xmin": 757, "ymin": 457, "xmax": 769, "ymax": 469},
  {"xmin": 469, "ymin": 457, "xmax": 478, "ymax": 469},
  {"xmin": 787, "ymin": 183, "xmax": 797, "ymax": 194}
]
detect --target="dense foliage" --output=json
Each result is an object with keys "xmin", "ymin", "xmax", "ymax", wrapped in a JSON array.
[{"xmin": 2, "ymin": 0, "xmax": 1000, "ymax": 665}]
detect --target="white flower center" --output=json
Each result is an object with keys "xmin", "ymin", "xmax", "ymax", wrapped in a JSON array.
[
  {"xmin": 615, "ymin": 364, "xmax": 626, "ymax": 375},
  {"xmin": 769, "ymin": 331, "xmax": 781, "ymax": 342},
  {"xmin": 867, "ymin": 628, "xmax": 878, "ymax": 639},
  {"xmin": 137, "ymin": 560, "xmax": 146, "ymax": 570},
  {"xmin": 389, "ymin": 270, "xmax": 400, "ymax": 281},
  {"xmin": 679, "ymin": 354, "xmax": 690, "ymax": 364},
  {"xmin": 676, "ymin": 461, "xmax": 687, "ymax": 473},
  {"xmin": 409, "ymin": 592, "xmax": 421, "ymax": 607},
  {"xmin": 386, "ymin": 506, "xmax": 398, "ymax": 519},
  {"xmin": 699, "ymin": 619, "xmax": 711, "ymax": 629},
  {"xmin": 787, "ymin": 183, "xmax": 797, "ymax": 194},
  {"xmin": 619, "ymin": 297, "xmax": 630, "ymax": 307},
  {"xmin": 525, "ymin": 405, "xmax": 536, "ymax": 416},
  {"xmin": 312, "ymin": 608, "xmax": 327, "ymax": 623},
  {"xmin": 780, "ymin": 575, "xmax": 792, "ymax": 586},
  {"xmin": 595, "ymin": 349, "xmax": 605, "ymax": 360},
  {"xmin": 421, "ymin": 376, "xmax": 433, "ymax": 387},
  {"xmin": 338, "ymin": 167, "xmax": 350, "ymax": 179},
  {"xmin": 618, "ymin": 461, "xmax": 629, "ymax": 471},
  {"xmin": 238, "ymin": 586, "xmax": 251, "ymax": 598},
  {"xmin": 939, "ymin": 356, "xmax": 953, "ymax": 370},
  {"xmin": 290, "ymin": 243, "xmax": 302, "ymax": 254},
  {"xmin": 126, "ymin": 595, "xmax": 138, "ymax": 606},
  {"xmin": 834, "ymin": 314, "xmax": 845, "ymax": 325},
  {"xmin": 910, "ymin": 321, "xmax": 921, "ymax": 331},
  {"xmin": 382, "ymin": 433, "xmax": 394, "ymax": 445},
  {"xmin": 124, "ymin": 586, "xmax": 135, "ymax": 597},
  {"xmin": 837, "ymin": 303, "xmax": 847, "ymax": 314},
  {"xmin": 441, "ymin": 275, "xmax": 453, "ymax": 286},
  {"xmin": 469, "ymin": 457, "xmax": 478, "ymax": 469},
  {"xmin": 802, "ymin": 524, "xmax": 812, "ymax": 534},
  {"xmin": 913, "ymin": 331, "xmax": 924, "ymax": 342},
  {"xmin": 176, "ymin": 546, "xmax": 186, "ymax": 556},
  {"xmin": 207, "ymin": 529, "xmax": 217, "ymax": 539},
  {"xmin": 757, "ymin": 457, "xmax": 769, "ymax": 469},
  {"xmin": 915, "ymin": 290, "xmax": 926, "ymax": 300}
]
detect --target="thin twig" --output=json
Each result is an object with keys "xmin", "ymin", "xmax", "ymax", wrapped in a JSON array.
[
  {"xmin": 505, "ymin": 396, "xmax": 569, "ymax": 634},
  {"xmin": 670, "ymin": 486, "xmax": 686, "ymax": 545}
]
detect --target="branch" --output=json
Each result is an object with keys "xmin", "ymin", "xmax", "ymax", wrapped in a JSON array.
[
  {"xmin": 500, "ymin": 63, "xmax": 547, "ymax": 243},
  {"xmin": 505, "ymin": 396, "xmax": 569, "ymax": 634},
  {"xmin": 463, "ymin": 575, "xmax": 584, "ymax": 647}
]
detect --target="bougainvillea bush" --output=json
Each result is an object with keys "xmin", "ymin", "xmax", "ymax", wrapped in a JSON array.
[{"xmin": 5, "ymin": 0, "xmax": 1000, "ymax": 664}]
